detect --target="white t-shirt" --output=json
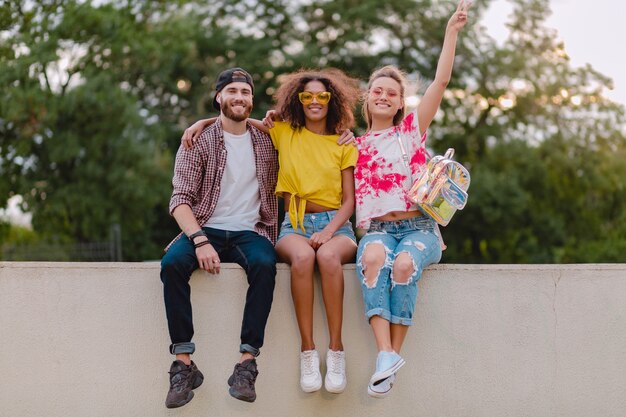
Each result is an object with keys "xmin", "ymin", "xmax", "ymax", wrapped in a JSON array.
[
  {"xmin": 204, "ymin": 130, "xmax": 261, "ymax": 231},
  {"xmin": 354, "ymin": 109, "xmax": 428, "ymax": 229}
]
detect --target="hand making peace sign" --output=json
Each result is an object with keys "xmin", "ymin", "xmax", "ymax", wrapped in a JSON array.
[{"xmin": 447, "ymin": 0, "xmax": 472, "ymax": 33}]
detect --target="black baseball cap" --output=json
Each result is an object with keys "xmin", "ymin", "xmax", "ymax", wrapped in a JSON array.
[{"xmin": 212, "ymin": 67, "xmax": 255, "ymax": 110}]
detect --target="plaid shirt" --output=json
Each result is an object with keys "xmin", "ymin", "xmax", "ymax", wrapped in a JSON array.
[{"xmin": 165, "ymin": 118, "xmax": 278, "ymax": 251}]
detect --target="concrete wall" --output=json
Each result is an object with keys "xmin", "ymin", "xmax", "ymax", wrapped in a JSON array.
[{"xmin": 1, "ymin": 262, "xmax": 625, "ymax": 417}]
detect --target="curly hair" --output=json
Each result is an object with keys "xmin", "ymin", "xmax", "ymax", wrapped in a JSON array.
[
  {"xmin": 362, "ymin": 65, "xmax": 408, "ymax": 130},
  {"xmin": 273, "ymin": 68, "xmax": 359, "ymax": 134}
]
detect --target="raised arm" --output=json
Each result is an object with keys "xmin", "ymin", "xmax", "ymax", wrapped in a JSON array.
[{"xmin": 418, "ymin": 0, "xmax": 471, "ymax": 136}]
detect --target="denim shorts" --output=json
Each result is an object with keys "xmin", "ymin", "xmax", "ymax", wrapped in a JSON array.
[
  {"xmin": 356, "ymin": 216, "xmax": 442, "ymax": 325},
  {"xmin": 278, "ymin": 210, "xmax": 357, "ymax": 243}
]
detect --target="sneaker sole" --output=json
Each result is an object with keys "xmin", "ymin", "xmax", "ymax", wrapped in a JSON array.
[
  {"xmin": 324, "ymin": 376, "xmax": 346, "ymax": 394},
  {"xmin": 369, "ymin": 358, "xmax": 405, "ymax": 385},
  {"xmin": 165, "ymin": 391, "xmax": 194, "ymax": 408},
  {"xmin": 367, "ymin": 382, "xmax": 392, "ymax": 398},
  {"xmin": 368, "ymin": 374, "xmax": 396, "ymax": 398},
  {"xmin": 228, "ymin": 386, "xmax": 256, "ymax": 402},
  {"xmin": 301, "ymin": 379, "xmax": 323, "ymax": 393}
]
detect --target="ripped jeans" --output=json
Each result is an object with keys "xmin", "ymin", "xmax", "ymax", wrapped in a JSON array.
[{"xmin": 356, "ymin": 216, "xmax": 442, "ymax": 326}]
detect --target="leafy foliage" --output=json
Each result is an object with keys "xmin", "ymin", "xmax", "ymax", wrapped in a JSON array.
[{"xmin": 1, "ymin": 0, "xmax": 624, "ymax": 262}]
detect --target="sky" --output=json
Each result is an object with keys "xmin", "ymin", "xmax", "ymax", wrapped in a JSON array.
[{"xmin": 482, "ymin": 0, "xmax": 626, "ymax": 106}]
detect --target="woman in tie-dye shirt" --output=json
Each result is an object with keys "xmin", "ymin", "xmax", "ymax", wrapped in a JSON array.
[{"xmin": 354, "ymin": 0, "xmax": 471, "ymax": 398}]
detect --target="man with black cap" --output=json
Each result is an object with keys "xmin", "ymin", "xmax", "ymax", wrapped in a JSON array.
[{"xmin": 160, "ymin": 67, "xmax": 278, "ymax": 407}]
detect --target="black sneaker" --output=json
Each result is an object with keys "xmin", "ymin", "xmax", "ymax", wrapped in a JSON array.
[
  {"xmin": 227, "ymin": 359, "xmax": 258, "ymax": 402},
  {"xmin": 165, "ymin": 360, "xmax": 204, "ymax": 408}
]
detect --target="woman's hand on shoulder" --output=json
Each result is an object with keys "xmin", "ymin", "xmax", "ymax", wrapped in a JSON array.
[
  {"xmin": 262, "ymin": 110, "xmax": 278, "ymax": 129},
  {"xmin": 336, "ymin": 129, "xmax": 356, "ymax": 145}
]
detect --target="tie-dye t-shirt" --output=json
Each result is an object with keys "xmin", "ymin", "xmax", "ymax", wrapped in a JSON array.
[{"xmin": 354, "ymin": 109, "xmax": 428, "ymax": 229}]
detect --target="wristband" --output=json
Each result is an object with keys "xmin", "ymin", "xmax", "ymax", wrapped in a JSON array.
[
  {"xmin": 188, "ymin": 230, "xmax": 207, "ymax": 241},
  {"xmin": 194, "ymin": 240, "xmax": 211, "ymax": 249}
]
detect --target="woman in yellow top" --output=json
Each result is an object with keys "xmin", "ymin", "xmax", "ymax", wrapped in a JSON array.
[{"xmin": 182, "ymin": 68, "xmax": 359, "ymax": 394}]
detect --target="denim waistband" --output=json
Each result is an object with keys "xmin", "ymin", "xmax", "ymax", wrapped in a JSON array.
[
  {"xmin": 369, "ymin": 215, "xmax": 429, "ymax": 227},
  {"xmin": 369, "ymin": 215, "xmax": 436, "ymax": 233}
]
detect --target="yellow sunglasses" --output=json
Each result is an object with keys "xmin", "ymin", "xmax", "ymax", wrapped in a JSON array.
[{"xmin": 298, "ymin": 91, "xmax": 332, "ymax": 105}]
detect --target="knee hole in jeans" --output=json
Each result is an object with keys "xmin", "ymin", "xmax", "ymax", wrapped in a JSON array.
[
  {"xmin": 359, "ymin": 241, "xmax": 387, "ymax": 289},
  {"xmin": 391, "ymin": 251, "xmax": 416, "ymax": 285}
]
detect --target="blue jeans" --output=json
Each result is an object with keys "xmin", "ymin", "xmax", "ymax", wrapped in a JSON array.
[
  {"xmin": 356, "ymin": 217, "xmax": 442, "ymax": 326},
  {"xmin": 277, "ymin": 210, "xmax": 356, "ymax": 243},
  {"xmin": 161, "ymin": 228, "xmax": 277, "ymax": 357}
]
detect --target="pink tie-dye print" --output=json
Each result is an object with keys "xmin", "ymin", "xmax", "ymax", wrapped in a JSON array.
[{"xmin": 354, "ymin": 109, "xmax": 428, "ymax": 229}]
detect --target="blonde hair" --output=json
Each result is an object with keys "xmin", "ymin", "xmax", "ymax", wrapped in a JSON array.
[{"xmin": 362, "ymin": 65, "xmax": 408, "ymax": 130}]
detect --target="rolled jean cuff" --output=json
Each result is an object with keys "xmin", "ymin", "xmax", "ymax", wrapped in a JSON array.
[
  {"xmin": 170, "ymin": 342, "xmax": 195, "ymax": 355},
  {"xmin": 240, "ymin": 344, "xmax": 260, "ymax": 357},
  {"xmin": 365, "ymin": 307, "xmax": 392, "ymax": 323},
  {"xmin": 390, "ymin": 315, "xmax": 413, "ymax": 326}
]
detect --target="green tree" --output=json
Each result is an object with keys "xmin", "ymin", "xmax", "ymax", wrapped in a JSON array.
[
  {"xmin": 1, "ymin": 1, "xmax": 180, "ymax": 259},
  {"xmin": 1, "ymin": 0, "xmax": 625, "ymax": 262},
  {"xmin": 437, "ymin": 0, "xmax": 626, "ymax": 262}
]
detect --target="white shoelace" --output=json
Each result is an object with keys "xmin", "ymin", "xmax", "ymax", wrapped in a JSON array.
[
  {"xmin": 327, "ymin": 351, "xmax": 345, "ymax": 374},
  {"xmin": 302, "ymin": 352, "xmax": 318, "ymax": 376}
]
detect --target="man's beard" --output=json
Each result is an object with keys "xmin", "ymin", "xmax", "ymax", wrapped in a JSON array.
[{"xmin": 222, "ymin": 101, "xmax": 252, "ymax": 122}]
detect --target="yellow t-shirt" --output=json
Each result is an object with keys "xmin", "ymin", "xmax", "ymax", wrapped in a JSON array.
[{"xmin": 270, "ymin": 121, "xmax": 358, "ymax": 231}]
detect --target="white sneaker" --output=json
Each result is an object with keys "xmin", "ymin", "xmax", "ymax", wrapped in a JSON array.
[
  {"xmin": 300, "ymin": 350, "xmax": 322, "ymax": 392},
  {"xmin": 324, "ymin": 350, "xmax": 347, "ymax": 393},
  {"xmin": 368, "ymin": 374, "xmax": 396, "ymax": 398}
]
